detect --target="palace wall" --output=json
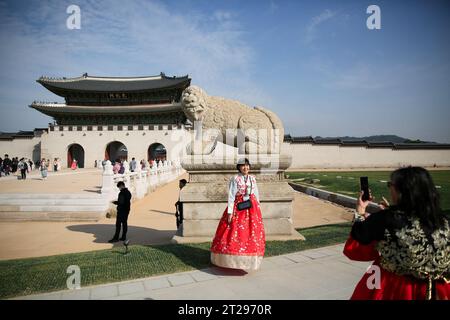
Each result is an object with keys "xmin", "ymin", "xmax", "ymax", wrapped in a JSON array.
[
  {"xmin": 40, "ymin": 125, "xmax": 191, "ymax": 168},
  {"xmin": 2, "ymin": 129, "xmax": 450, "ymax": 169},
  {"xmin": 282, "ymin": 142, "xmax": 450, "ymax": 169},
  {"xmin": 0, "ymin": 137, "xmax": 42, "ymax": 163}
]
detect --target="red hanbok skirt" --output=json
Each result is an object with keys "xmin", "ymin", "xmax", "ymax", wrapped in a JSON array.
[
  {"xmin": 344, "ymin": 235, "xmax": 450, "ymax": 300},
  {"xmin": 210, "ymin": 194, "xmax": 265, "ymax": 270}
]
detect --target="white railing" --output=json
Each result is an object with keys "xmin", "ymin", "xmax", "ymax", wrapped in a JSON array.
[{"xmin": 100, "ymin": 159, "xmax": 183, "ymax": 201}]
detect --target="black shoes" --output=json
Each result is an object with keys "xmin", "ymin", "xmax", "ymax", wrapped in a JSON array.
[
  {"xmin": 108, "ymin": 238, "xmax": 119, "ymax": 243},
  {"xmin": 119, "ymin": 237, "xmax": 127, "ymax": 241}
]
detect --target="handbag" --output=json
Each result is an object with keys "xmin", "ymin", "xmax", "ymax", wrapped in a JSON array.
[
  {"xmin": 236, "ymin": 176, "xmax": 252, "ymax": 211},
  {"xmin": 237, "ymin": 199, "xmax": 252, "ymax": 211}
]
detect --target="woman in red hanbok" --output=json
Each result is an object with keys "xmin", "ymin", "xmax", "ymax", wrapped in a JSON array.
[
  {"xmin": 210, "ymin": 158, "xmax": 265, "ymax": 270},
  {"xmin": 344, "ymin": 167, "xmax": 450, "ymax": 300},
  {"xmin": 71, "ymin": 159, "xmax": 78, "ymax": 170}
]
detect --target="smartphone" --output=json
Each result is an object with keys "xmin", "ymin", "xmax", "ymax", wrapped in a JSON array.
[{"xmin": 360, "ymin": 176, "xmax": 370, "ymax": 201}]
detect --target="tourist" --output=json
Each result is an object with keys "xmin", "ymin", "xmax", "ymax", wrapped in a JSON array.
[
  {"xmin": 71, "ymin": 159, "xmax": 78, "ymax": 170},
  {"xmin": 130, "ymin": 157, "xmax": 137, "ymax": 172},
  {"xmin": 18, "ymin": 158, "xmax": 28, "ymax": 180},
  {"xmin": 210, "ymin": 158, "xmax": 265, "ymax": 270},
  {"xmin": 109, "ymin": 181, "xmax": 132, "ymax": 242},
  {"xmin": 39, "ymin": 158, "xmax": 48, "ymax": 180},
  {"xmin": 11, "ymin": 157, "xmax": 18, "ymax": 173},
  {"xmin": 344, "ymin": 166, "xmax": 450, "ymax": 300},
  {"xmin": 3, "ymin": 154, "xmax": 12, "ymax": 176},
  {"xmin": 28, "ymin": 159, "xmax": 33, "ymax": 171},
  {"xmin": 113, "ymin": 160, "xmax": 121, "ymax": 174},
  {"xmin": 118, "ymin": 161, "xmax": 125, "ymax": 174},
  {"xmin": 175, "ymin": 179, "xmax": 188, "ymax": 229},
  {"xmin": 56, "ymin": 158, "xmax": 61, "ymax": 171},
  {"xmin": 53, "ymin": 158, "xmax": 58, "ymax": 172}
]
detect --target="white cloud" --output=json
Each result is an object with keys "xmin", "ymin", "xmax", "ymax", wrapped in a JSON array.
[
  {"xmin": 0, "ymin": 0, "xmax": 273, "ymax": 131},
  {"xmin": 213, "ymin": 10, "xmax": 233, "ymax": 21},
  {"xmin": 269, "ymin": 0, "xmax": 278, "ymax": 13},
  {"xmin": 305, "ymin": 9, "xmax": 337, "ymax": 44}
]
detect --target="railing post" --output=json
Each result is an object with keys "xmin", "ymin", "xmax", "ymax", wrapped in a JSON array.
[{"xmin": 101, "ymin": 160, "xmax": 115, "ymax": 200}]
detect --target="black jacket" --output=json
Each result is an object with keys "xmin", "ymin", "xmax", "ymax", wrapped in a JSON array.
[{"xmin": 114, "ymin": 188, "xmax": 132, "ymax": 215}]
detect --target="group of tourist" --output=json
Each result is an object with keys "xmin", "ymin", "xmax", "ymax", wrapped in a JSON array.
[
  {"xmin": 0, "ymin": 154, "xmax": 34, "ymax": 178},
  {"xmin": 96, "ymin": 157, "xmax": 166, "ymax": 173},
  {"xmin": 0, "ymin": 154, "xmax": 66, "ymax": 180}
]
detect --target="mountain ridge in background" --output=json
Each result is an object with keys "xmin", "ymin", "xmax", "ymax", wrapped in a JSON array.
[{"xmin": 313, "ymin": 135, "xmax": 436, "ymax": 144}]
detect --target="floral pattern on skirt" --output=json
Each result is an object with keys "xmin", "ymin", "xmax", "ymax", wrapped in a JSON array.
[{"xmin": 210, "ymin": 194, "xmax": 265, "ymax": 270}]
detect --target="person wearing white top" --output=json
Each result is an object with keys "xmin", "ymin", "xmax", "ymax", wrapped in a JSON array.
[{"xmin": 210, "ymin": 158, "xmax": 265, "ymax": 270}]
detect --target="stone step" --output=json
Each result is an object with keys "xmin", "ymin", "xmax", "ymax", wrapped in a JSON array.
[
  {"xmin": 0, "ymin": 198, "xmax": 107, "ymax": 206},
  {"xmin": 0, "ymin": 193, "xmax": 103, "ymax": 199},
  {"xmin": 0, "ymin": 211, "xmax": 105, "ymax": 221},
  {"xmin": 0, "ymin": 205, "xmax": 108, "ymax": 212}
]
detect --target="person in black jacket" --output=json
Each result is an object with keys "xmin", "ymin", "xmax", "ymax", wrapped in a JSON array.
[
  {"xmin": 109, "ymin": 181, "xmax": 132, "ymax": 243},
  {"xmin": 345, "ymin": 166, "xmax": 449, "ymax": 300},
  {"xmin": 175, "ymin": 179, "xmax": 187, "ymax": 229}
]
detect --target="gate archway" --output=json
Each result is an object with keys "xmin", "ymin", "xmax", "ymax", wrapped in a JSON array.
[
  {"xmin": 105, "ymin": 141, "xmax": 128, "ymax": 163},
  {"xmin": 67, "ymin": 144, "xmax": 85, "ymax": 168},
  {"xmin": 148, "ymin": 143, "xmax": 167, "ymax": 163}
]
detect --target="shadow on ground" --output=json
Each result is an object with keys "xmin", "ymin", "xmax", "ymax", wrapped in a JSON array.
[
  {"xmin": 83, "ymin": 186, "xmax": 102, "ymax": 193},
  {"xmin": 67, "ymin": 224, "xmax": 250, "ymax": 276},
  {"xmin": 149, "ymin": 209, "xmax": 176, "ymax": 215},
  {"xmin": 66, "ymin": 224, "xmax": 176, "ymax": 247}
]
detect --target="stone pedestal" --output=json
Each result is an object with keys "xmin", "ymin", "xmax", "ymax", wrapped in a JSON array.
[{"xmin": 171, "ymin": 154, "xmax": 304, "ymax": 243}]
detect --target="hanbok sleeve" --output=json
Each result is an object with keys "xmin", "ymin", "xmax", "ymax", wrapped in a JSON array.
[
  {"xmin": 253, "ymin": 176, "xmax": 260, "ymax": 203},
  {"xmin": 343, "ymin": 234, "xmax": 379, "ymax": 261},
  {"xmin": 350, "ymin": 211, "xmax": 386, "ymax": 245},
  {"xmin": 227, "ymin": 176, "xmax": 237, "ymax": 215}
]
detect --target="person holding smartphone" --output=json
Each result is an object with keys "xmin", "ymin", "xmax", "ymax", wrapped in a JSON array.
[
  {"xmin": 344, "ymin": 166, "xmax": 450, "ymax": 300},
  {"xmin": 210, "ymin": 158, "xmax": 265, "ymax": 271}
]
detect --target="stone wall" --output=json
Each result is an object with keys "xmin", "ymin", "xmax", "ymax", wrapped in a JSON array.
[
  {"xmin": 2, "ymin": 127, "xmax": 450, "ymax": 170},
  {"xmin": 0, "ymin": 137, "xmax": 42, "ymax": 162},
  {"xmin": 39, "ymin": 124, "xmax": 191, "ymax": 169},
  {"xmin": 281, "ymin": 142, "xmax": 450, "ymax": 169}
]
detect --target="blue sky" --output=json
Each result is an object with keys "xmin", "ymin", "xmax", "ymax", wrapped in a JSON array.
[{"xmin": 0, "ymin": 0, "xmax": 449, "ymax": 142}]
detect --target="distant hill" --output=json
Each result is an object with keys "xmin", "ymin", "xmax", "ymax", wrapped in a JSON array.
[{"xmin": 314, "ymin": 135, "xmax": 436, "ymax": 144}]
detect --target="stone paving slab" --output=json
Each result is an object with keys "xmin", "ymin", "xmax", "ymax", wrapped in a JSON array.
[
  {"xmin": 15, "ymin": 243, "xmax": 370, "ymax": 300},
  {"xmin": 167, "ymin": 274, "xmax": 196, "ymax": 287},
  {"xmin": 90, "ymin": 285, "xmax": 119, "ymax": 299},
  {"xmin": 143, "ymin": 277, "xmax": 171, "ymax": 291},
  {"xmin": 118, "ymin": 281, "xmax": 145, "ymax": 296}
]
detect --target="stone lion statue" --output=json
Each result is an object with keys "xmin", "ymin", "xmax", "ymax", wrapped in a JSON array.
[{"xmin": 181, "ymin": 85, "xmax": 284, "ymax": 155}]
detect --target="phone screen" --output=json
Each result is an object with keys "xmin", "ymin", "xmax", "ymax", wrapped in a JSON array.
[{"xmin": 360, "ymin": 176, "xmax": 370, "ymax": 201}]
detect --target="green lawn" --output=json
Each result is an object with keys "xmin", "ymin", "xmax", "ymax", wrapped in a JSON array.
[
  {"xmin": 0, "ymin": 223, "xmax": 351, "ymax": 299},
  {"xmin": 286, "ymin": 170, "xmax": 450, "ymax": 216}
]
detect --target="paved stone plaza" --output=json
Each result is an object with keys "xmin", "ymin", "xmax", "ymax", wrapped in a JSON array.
[
  {"xmin": 0, "ymin": 169, "xmax": 353, "ymax": 260},
  {"xmin": 1, "ymin": 168, "xmax": 358, "ymax": 300},
  {"xmin": 13, "ymin": 243, "xmax": 368, "ymax": 300}
]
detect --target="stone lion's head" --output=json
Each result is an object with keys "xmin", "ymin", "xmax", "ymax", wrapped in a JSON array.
[{"xmin": 181, "ymin": 86, "xmax": 208, "ymax": 121}]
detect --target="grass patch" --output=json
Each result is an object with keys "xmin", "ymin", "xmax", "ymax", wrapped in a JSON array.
[
  {"xmin": 0, "ymin": 223, "xmax": 351, "ymax": 299},
  {"xmin": 287, "ymin": 170, "xmax": 450, "ymax": 217}
]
